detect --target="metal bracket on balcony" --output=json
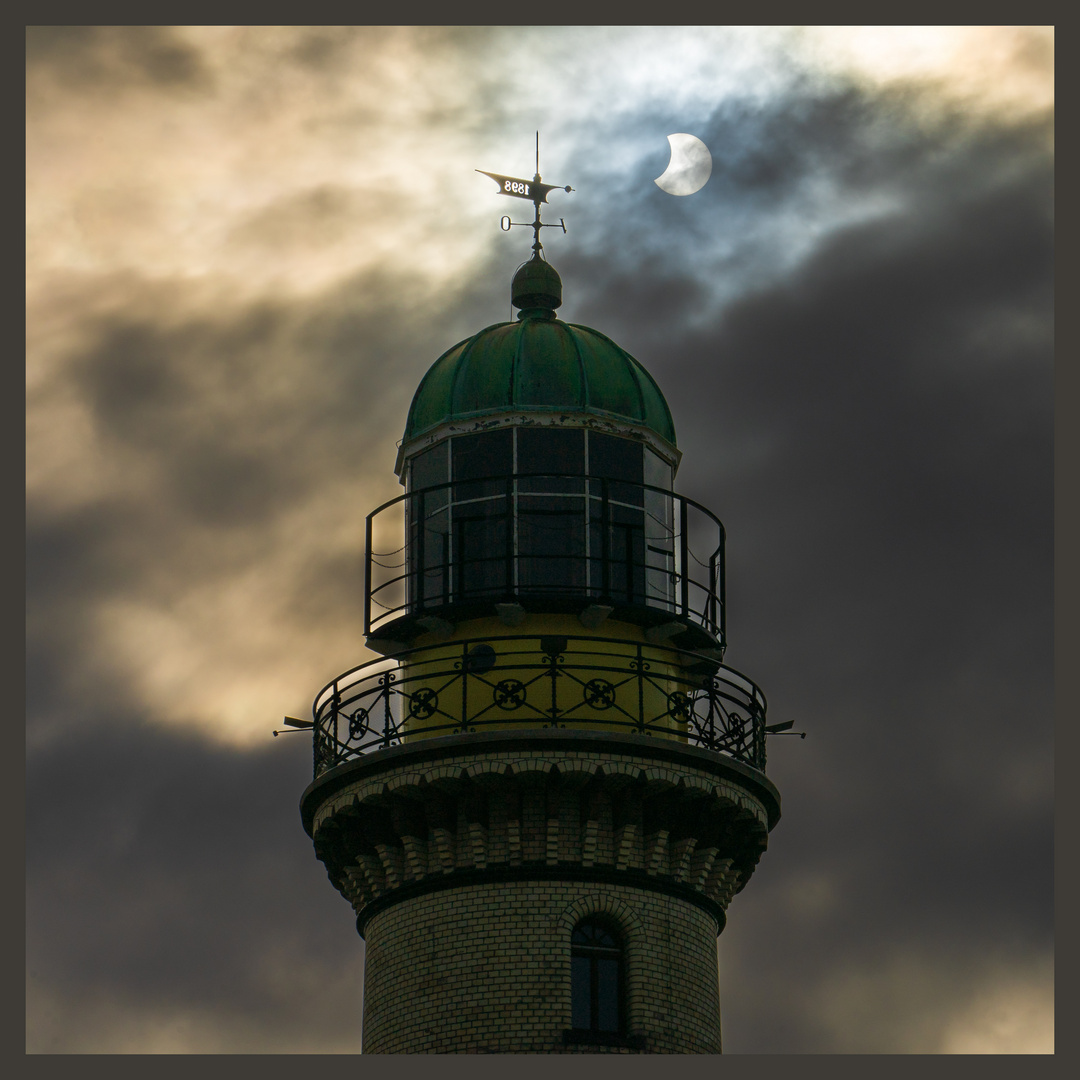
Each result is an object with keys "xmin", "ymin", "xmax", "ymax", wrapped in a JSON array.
[
  {"xmin": 540, "ymin": 635, "xmax": 568, "ymax": 659},
  {"xmin": 578, "ymin": 604, "xmax": 615, "ymax": 630},
  {"xmin": 645, "ymin": 621, "xmax": 687, "ymax": 644},
  {"xmin": 365, "ymin": 637, "xmax": 410, "ymax": 657},
  {"xmin": 417, "ymin": 616, "xmax": 456, "ymax": 638},
  {"xmin": 496, "ymin": 602, "xmax": 528, "ymax": 627}
]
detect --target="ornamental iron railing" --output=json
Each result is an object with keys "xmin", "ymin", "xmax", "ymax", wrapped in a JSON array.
[
  {"xmin": 364, "ymin": 474, "xmax": 726, "ymax": 646},
  {"xmin": 311, "ymin": 633, "xmax": 768, "ymax": 778}
]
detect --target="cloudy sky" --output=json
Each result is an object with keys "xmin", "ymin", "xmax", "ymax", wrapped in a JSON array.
[{"xmin": 26, "ymin": 26, "xmax": 1054, "ymax": 1053}]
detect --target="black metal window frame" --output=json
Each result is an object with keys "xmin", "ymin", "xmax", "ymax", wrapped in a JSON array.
[
  {"xmin": 410, "ymin": 474, "xmax": 661, "ymax": 604},
  {"xmin": 365, "ymin": 474, "xmax": 724, "ymax": 642},
  {"xmin": 403, "ymin": 428, "xmax": 677, "ymax": 610}
]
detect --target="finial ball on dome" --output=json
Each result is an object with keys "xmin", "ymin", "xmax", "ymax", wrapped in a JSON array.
[{"xmin": 512, "ymin": 256, "xmax": 562, "ymax": 316}]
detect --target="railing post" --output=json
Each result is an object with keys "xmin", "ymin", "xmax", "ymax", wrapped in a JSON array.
[
  {"xmin": 719, "ymin": 525, "xmax": 727, "ymax": 652},
  {"xmin": 332, "ymin": 685, "xmax": 341, "ymax": 770},
  {"xmin": 705, "ymin": 680, "xmax": 717, "ymax": 749},
  {"xmin": 679, "ymin": 496, "xmax": 690, "ymax": 620},
  {"xmin": 601, "ymin": 478, "xmax": 610, "ymax": 599},
  {"xmin": 461, "ymin": 639, "xmax": 469, "ymax": 731},
  {"xmin": 708, "ymin": 554, "xmax": 718, "ymax": 635},
  {"xmin": 441, "ymin": 525, "xmax": 450, "ymax": 607},
  {"xmin": 382, "ymin": 672, "xmax": 393, "ymax": 749},
  {"xmin": 548, "ymin": 642, "xmax": 558, "ymax": 723},
  {"xmin": 415, "ymin": 489, "xmax": 426, "ymax": 611},
  {"xmin": 636, "ymin": 642, "xmax": 645, "ymax": 734},
  {"xmin": 505, "ymin": 473, "xmax": 514, "ymax": 597},
  {"xmin": 364, "ymin": 514, "xmax": 373, "ymax": 635}
]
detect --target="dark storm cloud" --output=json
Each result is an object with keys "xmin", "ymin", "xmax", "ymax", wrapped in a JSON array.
[
  {"xmin": 565, "ymin": 74, "xmax": 1052, "ymax": 329},
  {"xmin": 549, "ymin": 77, "xmax": 1053, "ymax": 1052},
  {"xmin": 26, "ymin": 716, "xmax": 365, "ymax": 1051},
  {"xmin": 26, "ymin": 28, "xmax": 1052, "ymax": 1053},
  {"xmin": 26, "ymin": 265, "xmax": 492, "ymax": 744},
  {"xmin": 26, "ymin": 26, "xmax": 212, "ymax": 96},
  {"xmin": 665, "ymin": 114, "xmax": 1053, "ymax": 689}
]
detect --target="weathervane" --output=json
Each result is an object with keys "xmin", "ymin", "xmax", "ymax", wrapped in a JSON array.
[{"xmin": 476, "ymin": 132, "xmax": 573, "ymax": 258}]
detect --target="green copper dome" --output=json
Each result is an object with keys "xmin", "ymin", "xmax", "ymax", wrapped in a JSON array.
[{"xmin": 403, "ymin": 259, "xmax": 676, "ymax": 448}]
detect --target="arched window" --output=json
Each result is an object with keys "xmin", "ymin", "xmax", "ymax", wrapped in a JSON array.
[{"xmin": 570, "ymin": 919, "xmax": 624, "ymax": 1034}]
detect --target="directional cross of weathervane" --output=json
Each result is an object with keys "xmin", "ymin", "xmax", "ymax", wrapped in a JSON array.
[{"xmin": 477, "ymin": 132, "xmax": 573, "ymax": 257}]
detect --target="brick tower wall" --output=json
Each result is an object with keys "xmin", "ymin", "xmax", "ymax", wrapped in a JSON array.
[
  {"xmin": 361, "ymin": 880, "xmax": 722, "ymax": 1054},
  {"xmin": 303, "ymin": 731, "xmax": 779, "ymax": 1054}
]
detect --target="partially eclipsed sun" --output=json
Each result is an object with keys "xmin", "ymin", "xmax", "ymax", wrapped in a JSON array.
[{"xmin": 655, "ymin": 133, "xmax": 712, "ymax": 196}]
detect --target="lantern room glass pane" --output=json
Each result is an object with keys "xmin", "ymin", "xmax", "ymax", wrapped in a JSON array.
[
  {"xmin": 409, "ymin": 441, "xmax": 449, "ymax": 492},
  {"xmin": 408, "ymin": 443, "xmax": 450, "ymax": 608},
  {"xmin": 516, "ymin": 428, "xmax": 587, "ymax": 593},
  {"xmin": 453, "ymin": 429, "xmax": 513, "ymax": 501},
  {"xmin": 518, "ymin": 427, "xmax": 584, "ymax": 493},
  {"xmin": 588, "ymin": 432, "xmax": 643, "ymax": 507},
  {"xmin": 403, "ymin": 427, "xmax": 687, "ymax": 613},
  {"xmin": 518, "ymin": 495, "xmax": 586, "ymax": 592},
  {"xmin": 450, "ymin": 431, "xmax": 512, "ymax": 599},
  {"xmin": 587, "ymin": 433, "xmax": 646, "ymax": 602},
  {"xmin": 644, "ymin": 447, "xmax": 675, "ymax": 610},
  {"xmin": 454, "ymin": 505, "xmax": 509, "ymax": 600}
]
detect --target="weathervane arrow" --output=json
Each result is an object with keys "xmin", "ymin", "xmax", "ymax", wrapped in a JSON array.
[{"xmin": 477, "ymin": 133, "xmax": 573, "ymax": 258}]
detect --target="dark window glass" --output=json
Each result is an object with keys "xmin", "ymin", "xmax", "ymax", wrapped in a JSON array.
[
  {"xmin": 453, "ymin": 430, "xmax": 513, "ymax": 501},
  {"xmin": 643, "ymin": 450, "xmax": 675, "ymax": 609},
  {"xmin": 408, "ymin": 443, "xmax": 450, "ymax": 608},
  {"xmin": 405, "ymin": 428, "xmax": 670, "ymax": 611},
  {"xmin": 518, "ymin": 495, "xmax": 586, "ymax": 592},
  {"xmin": 414, "ymin": 502, "xmax": 450, "ymax": 608},
  {"xmin": 587, "ymin": 434, "xmax": 645, "ymax": 602},
  {"xmin": 450, "ymin": 431, "xmax": 512, "ymax": 600},
  {"xmin": 588, "ymin": 433, "xmax": 642, "ymax": 483},
  {"xmin": 596, "ymin": 958, "xmax": 620, "ymax": 1031},
  {"xmin": 517, "ymin": 428, "xmax": 586, "ymax": 591},
  {"xmin": 589, "ymin": 432, "xmax": 643, "ymax": 505},
  {"xmin": 589, "ymin": 506, "xmax": 646, "ymax": 604},
  {"xmin": 570, "ymin": 955, "xmax": 592, "ymax": 1030},
  {"xmin": 517, "ymin": 427, "xmax": 584, "ymax": 493},
  {"xmin": 409, "ymin": 441, "xmax": 449, "ymax": 493},
  {"xmin": 454, "ymin": 506, "xmax": 510, "ymax": 600},
  {"xmin": 570, "ymin": 920, "xmax": 623, "ymax": 1034}
]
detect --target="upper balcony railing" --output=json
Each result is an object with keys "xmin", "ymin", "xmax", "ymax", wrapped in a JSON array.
[{"xmin": 365, "ymin": 473, "xmax": 726, "ymax": 647}]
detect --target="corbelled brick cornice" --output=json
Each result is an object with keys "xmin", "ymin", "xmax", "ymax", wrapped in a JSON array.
[{"xmin": 302, "ymin": 731, "xmax": 780, "ymax": 936}]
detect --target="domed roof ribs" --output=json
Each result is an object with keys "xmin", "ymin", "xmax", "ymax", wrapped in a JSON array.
[
  {"xmin": 450, "ymin": 333, "xmax": 473, "ymax": 423},
  {"xmin": 512, "ymin": 282, "xmax": 534, "ymax": 407},
  {"xmin": 568, "ymin": 317, "xmax": 590, "ymax": 419},
  {"xmin": 401, "ymin": 317, "xmax": 677, "ymax": 451},
  {"xmin": 627, "ymin": 347, "xmax": 648, "ymax": 428}
]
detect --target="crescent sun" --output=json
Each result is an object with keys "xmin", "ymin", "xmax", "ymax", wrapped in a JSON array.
[{"xmin": 654, "ymin": 133, "xmax": 713, "ymax": 196}]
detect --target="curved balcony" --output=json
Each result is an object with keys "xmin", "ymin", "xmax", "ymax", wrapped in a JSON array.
[
  {"xmin": 364, "ymin": 473, "xmax": 727, "ymax": 651},
  {"xmin": 310, "ymin": 633, "xmax": 770, "ymax": 778}
]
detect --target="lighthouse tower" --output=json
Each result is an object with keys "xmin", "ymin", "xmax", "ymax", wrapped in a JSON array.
[{"xmin": 299, "ymin": 170, "xmax": 783, "ymax": 1054}]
